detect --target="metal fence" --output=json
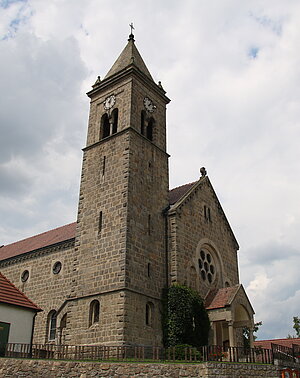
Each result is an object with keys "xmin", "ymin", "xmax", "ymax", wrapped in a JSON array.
[
  {"xmin": 271, "ymin": 342, "xmax": 300, "ymax": 363},
  {"xmin": 0, "ymin": 343, "xmax": 280, "ymax": 364}
]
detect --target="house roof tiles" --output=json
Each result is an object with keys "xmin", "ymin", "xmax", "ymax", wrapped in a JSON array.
[
  {"xmin": 0, "ymin": 272, "xmax": 42, "ymax": 311},
  {"xmin": 254, "ymin": 338, "xmax": 300, "ymax": 349}
]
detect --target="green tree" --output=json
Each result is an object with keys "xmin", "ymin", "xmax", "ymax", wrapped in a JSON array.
[
  {"xmin": 162, "ymin": 284, "xmax": 210, "ymax": 347},
  {"xmin": 293, "ymin": 316, "xmax": 300, "ymax": 337},
  {"xmin": 288, "ymin": 316, "xmax": 300, "ymax": 338},
  {"xmin": 243, "ymin": 321, "xmax": 262, "ymax": 348}
]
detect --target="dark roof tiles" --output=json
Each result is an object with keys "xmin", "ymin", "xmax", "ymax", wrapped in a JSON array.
[
  {"xmin": 169, "ymin": 182, "xmax": 195, "ymax": 205},
  {"xmin": 0, "ymin": 222, "xmax": 76, "ymax": 262},
  {"xmin": 205, "ymin": 286, "xmax": 240, "ymax": 310},
  {"xmin": 0, "ymin": 272, "xmax": 42, "ymax": 311}
]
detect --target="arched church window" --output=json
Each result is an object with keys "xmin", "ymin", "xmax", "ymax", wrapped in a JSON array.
[
  {"xmin": 101, "ymin": 113, "xmax": 110, "ymax": 139},
  {"xmin": 146, "ymin": 117, "xmax": 154, "ymax": 141},
  {"xmin": 141, "ymin": 110, "xmax": 146, "ymax": 135},
  {"xmin": 89, "ymin": 300, "xmax": 100, "ymax": 326},
  {"xmin": 48, "ymin": 310, "xmax": 57, "ymax": 341},
  {"xmin": 145, "ymin": 302, "xmax": 154, "ymax": 326},
  {"xmin": 111, "ymin": 108, "xmax": 118, "ymax": 134}
]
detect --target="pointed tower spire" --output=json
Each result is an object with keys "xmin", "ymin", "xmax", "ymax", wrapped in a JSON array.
[{"xmin": 104, "ymin": 31, "xmax": 153, "ymax": 81}]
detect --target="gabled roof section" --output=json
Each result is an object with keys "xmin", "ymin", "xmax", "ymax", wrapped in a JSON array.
[
  {"xmin": 169, "ymin": 182, "xmax": 196, "ymax": 205},
  {"xmin": 205, "ymin": 284, "xmax": 255, "ymax": 314},
  {"xmin": 104, "ymin": 35, "xmax": 153, "ymax": 81},
  {"xmin": 0, "ymin": 272, "xmax": 42, "ymax": 311},
  {"xmin": 0, "ymin": 222, "xmax": 76, "ymax": 262},
  {"xmin": 205, "ymin": 285, "xmax": 240, "ymax": 310}
]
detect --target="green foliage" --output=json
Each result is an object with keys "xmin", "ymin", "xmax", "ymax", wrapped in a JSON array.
[
  {"xmin": 293, "ymin": 316, "xmax": 300, "ymax": 337},
  {"xmin": 287, "ymin": 316, "xmax": 300, "ymax": 338},
  {"xmin": 243, "ymin": 321, "xmax": 262, "ymax": 348},
  {"xmin": 166, "ymin": 344, "xmax": 201, "ymax": 360},
  {"xmin": 162, "ymin": 284, "xmax": 210, "ymax": 347}
]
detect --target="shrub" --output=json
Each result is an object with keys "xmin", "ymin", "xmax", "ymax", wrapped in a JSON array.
[{"xmin": 162, "ymin": 284, "xmax": 210, "ymax": 347}]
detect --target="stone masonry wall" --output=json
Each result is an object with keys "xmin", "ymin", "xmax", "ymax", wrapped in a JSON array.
[
  {"xmin": 0, "ymin": 359, "xmax": 281, "ymax": 377},
  {"xmin": 0, "ymin": 241, "xmax": 75, "ymax": 344},
  {"xmin": 168, "ymin": 177, "xmax": 239, "ymax": 300}
]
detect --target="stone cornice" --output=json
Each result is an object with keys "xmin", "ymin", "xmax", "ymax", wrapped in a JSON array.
[
  {"xmin": 82, "ymin": 126, "xmax": 170, "ymax": 157},
  {"xmin": 0, "ymin": 238, "xmax": 75, "ymax": 267},
  {"xmin": 87, "ymin": 64, "xmax": 170, "ymax": 104}
]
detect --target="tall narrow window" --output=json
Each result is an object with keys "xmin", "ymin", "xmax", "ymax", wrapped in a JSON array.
[
  {"xmin": 147, "ymin": 263, "xmax": 151, "ymax": 277},
  {"xmin": 102, "ymin": 156, "xmax": 106, "ymax": 176},
  {"xmin": 101, "ymin": 113, "xmax": 110, "ymax": 139},
  {"xmin": 145, "ymin": 302, "xmax": 153, "ymax": 326},
  {"xmin": 89, "ymin": 300, "xmax": 100, "ymax": 326},
  {"xmin": 147, "ymin": 117, "xmax": 154, "ymax": 141},
  {"xmin": 111, "ymin": 108, "xmax": 118, "ymax": 134},
  {"xmin": 141, "ymin": 110, "xmax": 146, "ymax": 135},
  {"xmin": 148, "ymin": 214, "xmax": 151, "ymax": 235},
  {"xmin": 48, "ymin": 310, "xmax": 57, "ymax": 341},
  {"xmin": 208, "ymin": 207, "xmax": 212, "ymax": 222},
  {"xmin": 98, "ymin": 211, "xmax": 103, "ymax": 234}
]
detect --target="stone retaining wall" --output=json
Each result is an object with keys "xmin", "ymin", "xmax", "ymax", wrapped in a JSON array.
[{"xmin": 0, "ymin": 358, "xmax": 281, "ymax": 377}]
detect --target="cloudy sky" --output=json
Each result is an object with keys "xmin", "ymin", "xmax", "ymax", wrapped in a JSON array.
[{"xmin": 1, "ymin": 0, "xmax": 300, "ymax": 340}]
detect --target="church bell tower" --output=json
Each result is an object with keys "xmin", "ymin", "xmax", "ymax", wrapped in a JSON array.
[{"xmin": 72, "ymin": 32, "xmax": 170, "ymax": 346}]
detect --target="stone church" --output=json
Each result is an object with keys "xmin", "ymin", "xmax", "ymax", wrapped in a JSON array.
[{"xmin": 0, "ymin": 33, "xmax": 254, "ymax": 348}]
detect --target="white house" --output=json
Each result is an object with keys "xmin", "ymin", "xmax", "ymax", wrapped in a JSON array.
[{"xmin": 0, "ymin": 271, "xmax": 42, "ymax": 352}]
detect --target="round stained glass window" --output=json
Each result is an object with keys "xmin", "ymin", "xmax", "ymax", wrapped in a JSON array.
[
  {"xmin": 198, "ymin": 249, "xmax": 216, "ymax": 284},
  {"xmin": 53, "ymin": 261, "xmax": 62, "ymax": 274}
]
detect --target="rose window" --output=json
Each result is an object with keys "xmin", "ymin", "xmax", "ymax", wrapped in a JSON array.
[{"xmin": 198, "ymin": 250, "xmax": 216, "ymax": 283}]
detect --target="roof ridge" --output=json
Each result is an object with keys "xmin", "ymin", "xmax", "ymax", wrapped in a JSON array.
[
  {"xmin": 169, "ymin": 181, "xmax": 197, "ymax": 192},
  {"xmin": 2, "ymin": 222, "xmax": 76, "ymax": 248}
]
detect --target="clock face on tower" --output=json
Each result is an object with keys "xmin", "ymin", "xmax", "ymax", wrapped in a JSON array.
[
  {"xmin": 104, "ymin": 94, "xmax": 116, "ymax": 110},
  {"xmin": 143, "ymin": 97, "xmax": 156, "ymax": 113}
]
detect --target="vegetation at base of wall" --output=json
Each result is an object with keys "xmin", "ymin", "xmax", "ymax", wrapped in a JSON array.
[{"xmin": 162, "ymin": 284, "xmax": 210, "ymax": 347}]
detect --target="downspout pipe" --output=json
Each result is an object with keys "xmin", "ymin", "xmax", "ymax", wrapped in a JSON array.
[
  {"xmin": 162, "ymin": 205, "xmax": 170, "ymax": 288},
  {"xmin": 29, "ymin": 312, "xmax": 38, "ymax": 358}
]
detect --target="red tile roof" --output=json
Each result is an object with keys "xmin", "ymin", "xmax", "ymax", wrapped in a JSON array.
[
  {"xmin": 0, "ymin": 272, "xmax": 42, "ymax": 311},
  {"xmin": 205, "ymin": 286, "xmax": 239, "ymax": 310},
  {"xmin": 0, "ymin": 183, "xmax": 193, "ymax": 262},
  {"xmin": 254, "ymin": 338, "xmax": 300, "ymax": 349},
  {"xmin": 169, "ymin": 182, "xmax": 195, "ymax": 205},
  {"xmin": 0, "ymin": 222, "xmax": 76, "ymax": 262}
]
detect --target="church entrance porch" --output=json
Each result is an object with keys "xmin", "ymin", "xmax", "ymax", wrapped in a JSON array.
[{"xmin": 205, "ymin": 284, "xmax": 255, "ymax": 348}]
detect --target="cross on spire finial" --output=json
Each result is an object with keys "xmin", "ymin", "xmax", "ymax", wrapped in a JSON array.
[
  {"xmin": 129, "ymin": 22, "xmax": 135, "ymax": 34},
  {"xmin": 128, "ymin": 22, "xmax": 135, "ymax": 41}
]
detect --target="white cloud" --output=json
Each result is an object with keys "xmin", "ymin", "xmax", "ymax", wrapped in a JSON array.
[{"xmin": 0, "ymin": 0, "xmax": 299, "ymax": 339}]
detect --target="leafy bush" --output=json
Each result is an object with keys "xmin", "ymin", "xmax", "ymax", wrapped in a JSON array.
[
  {"xmin": 162, "ymin": 284, "xmax": 210, "ymax": 347},
  {"xmin": 166, "ymin": 344, "xmax": 201, "ymax": 360}
]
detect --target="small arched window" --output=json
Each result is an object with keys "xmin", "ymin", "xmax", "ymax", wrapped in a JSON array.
[
  {"xmin": 101, "ymin": 113, "xmax": 110, "ymax": 139},
  {"xmin": 48, "ymin": 310, "xmax": 57, "ymax": 341},
  {"xmin": 146, "ymin": 117, "xmax": 154, "ymax": 141},
  {"xmin": 89, "ymin": 300, "xmax": 100, "ymax": 326},
  {"xmin": 111, "ymin": 108, "xmax": 118, "ymax": 134},
  {"xmin": 141, "ymin": 110, "xmax": 146, "ymax": 136},
  {"xmin": 145, "ymin": 302, "xmax": 154, "ymax": 326}
]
